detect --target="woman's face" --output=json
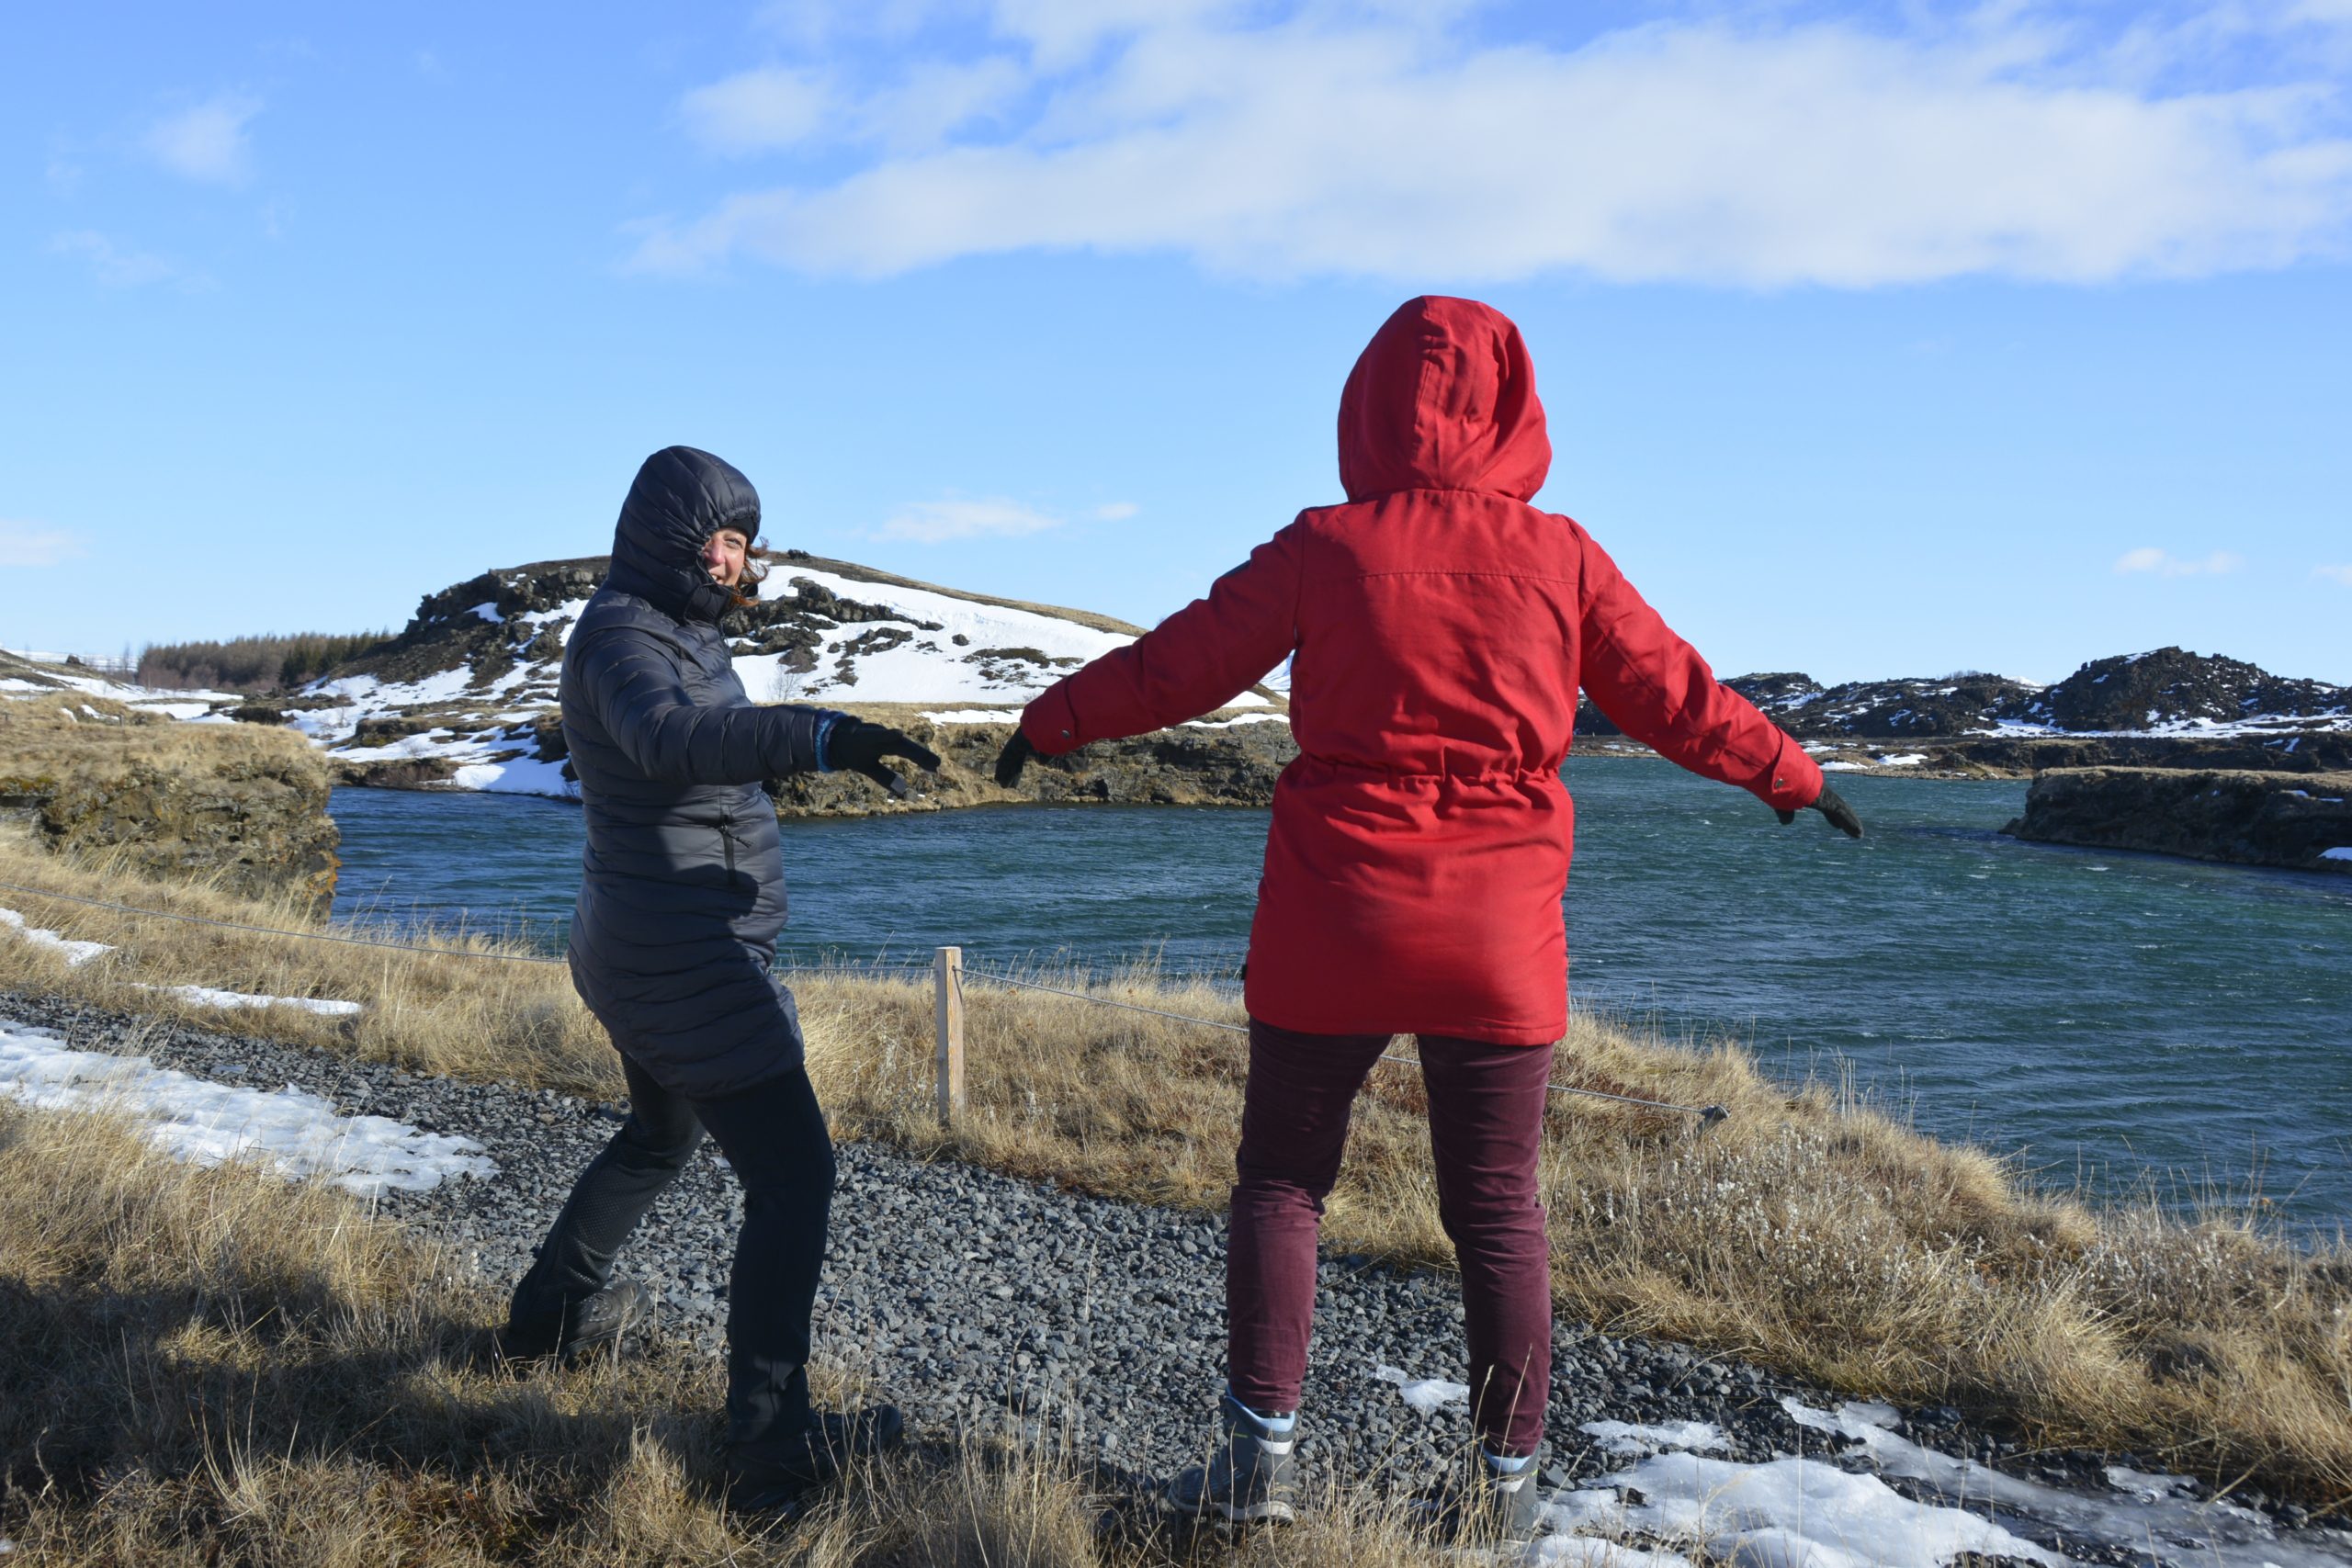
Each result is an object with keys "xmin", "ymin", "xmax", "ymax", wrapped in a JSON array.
[{"xmin": 702, "ymin": 527, "xmax": 752, "ymax": 588}]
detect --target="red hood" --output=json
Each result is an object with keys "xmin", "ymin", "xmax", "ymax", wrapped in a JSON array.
[{"xmin": 1337, "ymin": 296, "xmax": 1551, "ymax": 503}]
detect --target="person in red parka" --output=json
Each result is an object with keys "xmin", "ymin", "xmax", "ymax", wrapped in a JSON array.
[{"xmin": 995, "ymin": 296, "xmax": 1861, "ymax": 1536}]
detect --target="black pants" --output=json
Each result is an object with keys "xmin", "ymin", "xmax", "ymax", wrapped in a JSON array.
[{"xmin": 513, "ymin": 1052, "xmax": 837, "ymax": 1456}]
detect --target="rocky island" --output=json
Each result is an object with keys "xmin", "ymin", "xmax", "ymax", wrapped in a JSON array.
[{"xmin": 2005, "ymin": 767, "xmax": 2352, "ymax": 874}]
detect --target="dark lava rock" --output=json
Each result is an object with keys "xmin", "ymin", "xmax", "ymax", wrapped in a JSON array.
[
  {"xmin": 2003, "ymin": 767, "xmax": 2352, "ymax": 873},
  {"xmin": 2047, "ymin": 649, "xmax": 2349, "ymax": 733}
]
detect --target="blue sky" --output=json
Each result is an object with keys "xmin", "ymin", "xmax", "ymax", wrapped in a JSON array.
[{"xmin": 5, "ymin": 0, "xmax": 2348, "ymax": 684}]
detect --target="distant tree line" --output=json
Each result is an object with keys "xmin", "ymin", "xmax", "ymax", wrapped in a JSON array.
[{"xmin": 136, "ymin": 631, "xmax": 390, "ymax": 693}]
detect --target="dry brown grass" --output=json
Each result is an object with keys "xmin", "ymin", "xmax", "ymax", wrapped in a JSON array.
[
  {"xmin": 0, "ymin": 1100, "xmax": 1472, "ymax": 1564},
  {"xmin": 5, "ymin": 836, "xmax": 2350, "ymax": 1507},
  {"xmin": 0, "ymin": 694, "xmax": 309, "ymax": 786}
]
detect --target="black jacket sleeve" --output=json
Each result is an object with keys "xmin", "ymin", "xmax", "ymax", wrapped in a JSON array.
[{"xmin": 573, "ymin": 625, "xmax": 833, "ymax": 785}]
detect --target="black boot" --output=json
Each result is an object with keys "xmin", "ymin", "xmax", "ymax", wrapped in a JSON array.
[
  {"xmin": 499, "ymin": 1275, "xmax": 654, "ymax": 1363},
  {"xmin": 724, "ymin": 1404, "xmax": 907, "ymax": 1516}
]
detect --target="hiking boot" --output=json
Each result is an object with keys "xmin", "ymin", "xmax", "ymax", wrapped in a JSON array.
[
  {"xmin": 1165, "ymin": 1391, "xmax": 1299, "ymax": 1526},
  {"xmin": 725, "ymin": 1404, "xmax": 908, "ymax": 1516},
  {"xmin": 1410, "ymin": 1448, "xmax": 1547, "ymax": 1543},
  {"xmin": 497, "ymin": 1277, "xmax": 653, "ymax": 1363}
]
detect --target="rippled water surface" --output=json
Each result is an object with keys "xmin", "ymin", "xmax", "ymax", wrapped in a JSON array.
[{"xmin": 330, "ymin": 761, "xmax": 2351, "ymax": 1225}]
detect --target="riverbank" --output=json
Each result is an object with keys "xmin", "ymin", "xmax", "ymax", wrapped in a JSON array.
[
  {"xmin": 2006, "ymin": 767, "xmax": 2352, "ymax": 874},
  {"xmin": 15, "ymin": 991, "xmax": 2347, "ymax": 1565},
  {"xmin": 4, "ymin": 832, "xmax": 2348, "ymax": 1518},
  {"xmin": 0, "ymin": 693, "xmax": 339, "ymax": 910}
]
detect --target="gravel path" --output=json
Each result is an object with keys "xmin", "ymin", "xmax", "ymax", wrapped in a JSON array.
[{"xmin": 6, "ymin": 990, "xmax": 2333, "ymax": 1562}]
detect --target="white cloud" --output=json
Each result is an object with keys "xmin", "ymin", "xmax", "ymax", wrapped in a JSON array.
[
  {"xmin": 632, "ymin": 6, "xmax": 2352, "ymax": 285},
  {"xmin": 1092, "ymin": 501, "xmax": 1140, "ymax": 521},
  {"xmin": 682, "ymin": 65, "xmax": 837, "ymax": 153},
  {"xmin": 874, "ymin": 497, "xmax": 1090, "ymax": 542},
  {"xmin": 2315, "ymin": 563, "xmax": 2352, "ymax": 585},
  {"xmin": 144, "ymin": 92, "xmax": 262, "ymax": 185},
  {"xmin": 50, "ymin": 231, "xmax": 182, "ymax": 288},
  {"xmin": 0, "ymin": 521, "xmax": 87, "ymax": 569},
  {"xmin": 2114, "ymin": 547, "xmax": 2246, "ymax": 576},
  {"xmin": 680, "ymin": 57, "xmax": 1028, "ymax": 155}
]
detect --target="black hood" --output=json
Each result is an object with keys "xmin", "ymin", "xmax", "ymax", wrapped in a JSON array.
[{"xmin": 605, "ymin": 446, "xmax": 761, "ymax": 625}]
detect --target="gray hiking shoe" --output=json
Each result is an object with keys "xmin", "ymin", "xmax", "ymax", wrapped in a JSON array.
[
  {"xmin": 498, "ymin": 1277, "xmax": 653, "ymax": 1363},
  {"xmin": 1165, "ymin": 1391, "xmax": 1299, "ymax": 1525},
  {"xmin": 1410, "ymin": 1448, "xmax": 1546, "ymax": 1543}
]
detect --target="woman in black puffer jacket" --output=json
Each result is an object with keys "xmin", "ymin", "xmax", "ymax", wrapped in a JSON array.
[{"xmin": 503, "ymin": 446, "xmax": 937, "ymax": 1513}]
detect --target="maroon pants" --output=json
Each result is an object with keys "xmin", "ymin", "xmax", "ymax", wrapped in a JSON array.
[{"xmin": 1227, "ymin": 1019, "xmax": 1555, "ymax": 1457}]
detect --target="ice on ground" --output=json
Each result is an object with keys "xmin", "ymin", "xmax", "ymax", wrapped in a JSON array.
[
  {"xmin": 1820, "ymin": 761, "xmax": 1868, "ymax": 772},
  {"xmin": 1374, "ymin": 1363, "xmax": 1471, "ymax": 1413},
  {"xmin": 0, "ymin": 1022, "xmax": 494, "ymax": 1197},
  {"xmin": 1544, "ymin": 1450, "xmax": 2065, "ymax": 1568},
  {"xmin": 134, "ymin": 983, "xmax": 363, "ymax": 1017},
  {"xmin": 1780, "ymin": 1397, "xmax": 2347, "ymax": 1568},
  {"xmin": 1579, "ymin": 1419, "xmax": 1727, "ymax": 1456},
  {"xmin": 2105, "ymin": 1465, "xmax": 2194, "ymax": 1501},
  {"xmin": 0, "ymin": 908, "xmax": 113, "ymax": 966}
]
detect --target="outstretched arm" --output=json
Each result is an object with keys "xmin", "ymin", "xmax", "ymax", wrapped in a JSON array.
[
  {"xmin": 574, "ymin": 626, "xmax": 837, "ymax": 787},
  {"xmin": 1574, "ymin": 525, "xmax": 1825, "ymax": 816},
  {"xmin": 1015, "ymin": 526, "xmax": 1303, "ymax": 757}
]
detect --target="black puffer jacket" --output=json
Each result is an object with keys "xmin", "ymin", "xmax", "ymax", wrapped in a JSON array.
[{"xmin": 562, "ymin": 446, "xmax": 842, "ymax": 1096}]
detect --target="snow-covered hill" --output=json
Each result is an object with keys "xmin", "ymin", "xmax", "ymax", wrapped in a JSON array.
[{"xmin": 274, "ymin": 554, "xmax": 1272, "ymax": 797}]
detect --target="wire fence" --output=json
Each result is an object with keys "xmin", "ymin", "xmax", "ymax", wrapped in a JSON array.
[{"xmin": 0, "ymin": 875, "xmax": 1726, "ymax": 1124}]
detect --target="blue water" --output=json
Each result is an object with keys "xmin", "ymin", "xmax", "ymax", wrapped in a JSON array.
[{"xmin": 328, "ymin": 761, "xmax": 2352, "ymax": 1227}]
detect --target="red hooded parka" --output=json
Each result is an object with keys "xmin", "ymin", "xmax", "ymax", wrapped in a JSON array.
[{"xmin": 1019, "ymin": 297, "xmax": 1824, "ymax": 1045}]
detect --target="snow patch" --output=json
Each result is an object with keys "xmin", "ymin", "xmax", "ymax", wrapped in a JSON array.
[
  {"xmin": 1543, "ymin": 1448, "xmax": 2064, "ymax": 1568},
  {"xmin": 922, "ymin": 709, "xmax": 1023, "ymax": 725},
  {"xmin": 133, "ymin": 984, "xmax": 364, "ymax": 1018},
  {"xmin": 450, "ymin": 756, "xmax": 578, "ymax": 798},
  {"xmin": 0, "ymin": 908, "xmax": 113, "ymax": 966},
  {"xmin": 0, "ymin": 1023, "xmax": 494, "ymax": 1197},
  {"xmin": 1579, "ymin": 1419, "xmax": 1727, "ymax": 1456},
  {"xmin": 466, "ymin": 601, "xmax": 500, "ymax": 623},
  {"xmin": 1184, "ymin": 713, "xmax": 1289, "ymax": 728},
  {"xmin": 1778, "ymin": 1397, "xmax": 2340, "ymax": 1568},
  {"xmin": 2323, "ymin": 848, "xmax": 2352, "ymax": 863},
  {"xmin": 1874, "ymin": 753, "xmax": 1928, "ymax": 767},
  {"xmin": 1374, "ymin": 1363, "xmax": 1471, "ymax": 1413}
]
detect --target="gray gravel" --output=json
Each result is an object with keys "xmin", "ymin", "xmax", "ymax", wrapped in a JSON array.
[{"xmin": 6, "ymin": 989, "xmax": 2329, "ymax": 1561}]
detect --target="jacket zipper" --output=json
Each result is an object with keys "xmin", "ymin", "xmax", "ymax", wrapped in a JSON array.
[{"xmin": 718, "ymin": 812, "xmax": 738, "ymax": 878}]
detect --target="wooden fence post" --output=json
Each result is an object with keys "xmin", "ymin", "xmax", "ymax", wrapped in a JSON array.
[{"xmin": 934, "ymin": 945, "xmax": 966, "ymax": 1129}]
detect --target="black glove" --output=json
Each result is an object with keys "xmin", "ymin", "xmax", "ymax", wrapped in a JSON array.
[
  {"xmin": 824, "ymin": 720, "xmax": 942, "ymax": 799},
  {"xmin": 1776, "ymin": 783, "xmax": 1864, "ymax": 839},
  {"xmin": 992, "ymin": 731, "xmax": 1037, "ymax": 788}
]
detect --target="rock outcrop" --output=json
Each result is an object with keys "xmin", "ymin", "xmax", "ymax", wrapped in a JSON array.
[
  {"xmin": 2003, "ymin": 767, "xmax": 2352, "ymax": 874},
  {"xmin": 0, "ymin": 698, "xmax": 340, "ymax": 911},
  {"xmin": 763, "ymin": 720, "xmax": 1298, "ymax": 816}
]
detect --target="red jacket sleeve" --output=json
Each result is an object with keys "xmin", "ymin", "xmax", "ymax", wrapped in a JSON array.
[
  {"xmin": 1021, "ymin": 525, "xmax": 1302, "ymax": 753},
  {"xmin": 1574, "ymin": 525, "xmax": 1822, "ymax": 812}
]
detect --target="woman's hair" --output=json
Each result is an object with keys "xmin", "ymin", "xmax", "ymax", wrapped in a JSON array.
[{"xmin": 718, "ymin": 528, "xmax": 772, "ymax": 608}]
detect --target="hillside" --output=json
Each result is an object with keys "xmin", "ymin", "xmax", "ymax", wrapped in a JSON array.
[
  {"xmin": 16, "ymin": 570, "xmax": 2346, "ymax": 801},
  {"xmin": 251, "ymin": 553, "xmax": 1272, "ymax": 795}
]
